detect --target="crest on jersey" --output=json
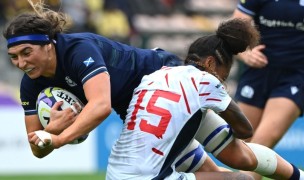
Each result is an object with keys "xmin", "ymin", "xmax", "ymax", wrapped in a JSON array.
[
  {"xmin": 291, "ymin": 86, "xmax": 299, "ymax": 95},
  {"xmin": 83, "ymin": 57, "xmax": 95, "ymax": 67},
  {"xmin": 241, "ymin": 85, "xmax": 254, "ymax": 99},
  {"xmin": 215, "ymin": 83, "xmax": 221, "ymax": 88},
  {"xmin": 65, "ymin": 76, "xmax": 77, "ymax": 87}
]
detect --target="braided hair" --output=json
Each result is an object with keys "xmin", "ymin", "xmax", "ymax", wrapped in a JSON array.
[{"xmin": 185, "ymin": 18, "xmax": 260, "ymax": 81}]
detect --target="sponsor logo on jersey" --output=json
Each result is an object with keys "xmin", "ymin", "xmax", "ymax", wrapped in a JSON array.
[
  {"xmin": 65, "ymin": 76, "xmax": 77, "ymax": 87},
  {"xmin": 240, "ymin": 85, "xmax": 254, "ymax": 98},
  {"xmin": 22, "ymin": 101, "xmax": 29, "ymax": 106},
  {"xmin": 291, "ymin": 86, "xmax": 299, "ymax": 95},
  {"xmin": 215, "ymin": 84, "xmax": 221, "ymax": 88},
  {"xmin": 83, "ymin": 57, "xmax": 95, "ymax": 67}
]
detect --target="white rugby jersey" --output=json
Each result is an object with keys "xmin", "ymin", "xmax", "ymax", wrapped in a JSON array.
[{"xmin": 106, "ymin": 65, "xmax": 231, "ymax": 180}]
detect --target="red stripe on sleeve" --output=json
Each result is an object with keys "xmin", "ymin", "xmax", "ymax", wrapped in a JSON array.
[
  {"xmin": 199, "ymin": 93, "xmax": 210, "ymax": 96},
  {"xmin": 206, "ymin": 98, "xmax": 222, "ymax": 102},
  {"xmin": 165, "ymin": 73, "xmax": 169, "ymax": 87},
  {"xmin": 200, "ymin": 82, "xmax": 210, "ymax": 85},
  {"xmin": 180, "ymin": 81, "xmax": 191, "ymax": 114},
  {"xmin": 191, "ymin": 77, "xmax": 198, "ymax": 92}
]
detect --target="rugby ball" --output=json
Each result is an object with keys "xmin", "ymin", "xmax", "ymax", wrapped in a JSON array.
[{"xmin": 36, "ymin": 87, "xmax": 88, "ymax": 144}]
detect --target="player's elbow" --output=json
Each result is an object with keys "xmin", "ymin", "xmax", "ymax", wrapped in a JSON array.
[
  {"xmin": 95, "ymin": 101, "xmax": 112, "ymax": 122},
  {"xmin": 30, "ymin": 144, "xmax": 53, "ymax": 159},
  {"xmin": 34, "ymin": 153, "xmax": 46, "ymax": 159},
  {"xmin": 102, "ymin": 104, "xmax": 112, "ymax": 118},
  {"xmin": 32, "ymin": 149, "xmax": 48, "ymax": 159}
]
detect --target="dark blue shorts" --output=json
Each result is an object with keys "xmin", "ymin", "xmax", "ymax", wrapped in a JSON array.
[{"xmin": 234, "ymin": 66, "xmax": 304, "ymax": 112}]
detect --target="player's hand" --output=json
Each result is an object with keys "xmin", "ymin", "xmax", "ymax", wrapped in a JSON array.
[
  {"xmin": 46, "ymin": 101, "xmax": 81, "ymax": 134},
  {"xmin": 28, "ymin": 131, "xmax": 63, "ymax": 149},
  {"xmin": 241, "ymin": 45, "xmax": 268, "ymax": 68},
  {"xmin": 28, "ymin": 130, "xmax": 52, "ymax": 148}
]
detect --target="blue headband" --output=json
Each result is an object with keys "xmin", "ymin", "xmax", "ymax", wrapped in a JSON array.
[{"xmin": 7, "ymin": 34, "xmax": 50, "ymax": 48}]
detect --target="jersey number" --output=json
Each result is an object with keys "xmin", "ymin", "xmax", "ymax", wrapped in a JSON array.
[{"xmin": 127, "ymin": 90, "xmax": 181, "ymax": 138}]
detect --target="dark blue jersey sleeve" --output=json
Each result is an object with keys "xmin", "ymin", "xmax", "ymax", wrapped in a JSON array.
[
  {"xmin": 237, "ymin": 0, "xmax": 261, "ymax": 16},
  {"xmin": 63, "ymin": 40, "xmax": 108, "ymax": 85}
]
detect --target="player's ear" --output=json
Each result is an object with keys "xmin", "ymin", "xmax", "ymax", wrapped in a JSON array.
[{"xmin": 204, "ymin": 56, "xmax": 216, "ymax": 70}]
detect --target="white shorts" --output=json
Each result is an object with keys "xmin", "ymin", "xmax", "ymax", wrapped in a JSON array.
[{"xmin": 165, "ymin": 172, "xmax": 196, "ymax": 180}]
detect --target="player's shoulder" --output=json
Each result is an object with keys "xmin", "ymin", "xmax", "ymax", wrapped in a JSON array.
[
  {"xmin": 165, "ymin": 65, "xmax": 200, "ymax": 73},
  {"xmin": 55, "ymin": 33, "xmax": 102, "ymax": 64},
  {"xmin": 160, "ymin": 65, "xmax": 217, "ymax": 79},
  {"xmin": 174, "ymin": 65, "xmax": 213, "ymax": 76},
  {"xmin": 20, "ymin": 74, "xmax": 34, "ymax": 89},
  {"xmin": 237, "ymin": 0, "xmax": 265, "ymax": 16},
  {"xmin": 56, "ymin": 33, "xmax": 98, "ymax": 48},
  {"xmin": 56, "ymin": 32, "xmax": 97, "ymax": 40}
]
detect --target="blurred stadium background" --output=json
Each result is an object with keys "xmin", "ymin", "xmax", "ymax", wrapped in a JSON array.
[{"xmin": 0, "ymin": 0, "xmax": 303, "ymax": 179}]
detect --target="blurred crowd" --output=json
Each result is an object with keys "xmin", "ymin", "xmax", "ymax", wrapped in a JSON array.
[{"xmin": 0, "ymin": 0, "xmax": 236, "ymax": 98}]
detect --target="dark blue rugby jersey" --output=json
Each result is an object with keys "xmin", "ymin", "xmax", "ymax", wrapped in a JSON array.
[
  {"xmin": 237, "ymin": 0, "xmax": 304, "ymax": 68},
  {"xmin": 20, "ymin": 32, "xmax": 182, "ymax": 119}
]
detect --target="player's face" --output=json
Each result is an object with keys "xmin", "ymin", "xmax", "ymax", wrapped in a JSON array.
[
  {"xmin": 8, "ymin": 43, "xmax": 55, "ymax": 79},
  {"xmin": 204, "ymin": 56, "xmax": 231, "ymax": 82}
]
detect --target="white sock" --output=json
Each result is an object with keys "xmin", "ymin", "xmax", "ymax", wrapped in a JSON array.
[{"xmin": 300, "ymin": 169, "xmax": 304, "ymax": 180}]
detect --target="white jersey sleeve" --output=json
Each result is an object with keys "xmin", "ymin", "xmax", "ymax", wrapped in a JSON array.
[{"xmin": 196, "ymin": 72, "xmax": 231, "ymax": 113}]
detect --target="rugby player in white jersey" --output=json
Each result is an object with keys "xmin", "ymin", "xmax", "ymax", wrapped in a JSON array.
[{"xmin": 106, "ymin": 18, "xmax": 304, "ymax": 180}]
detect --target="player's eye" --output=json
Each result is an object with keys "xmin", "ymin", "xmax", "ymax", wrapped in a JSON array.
[
  {"xmin": 23, "ymin": 50, "xmax": 31, "ymax": 57},
  {"xmin": 10, "ymin": 55, "xmax": 18, "ymax": 60}
]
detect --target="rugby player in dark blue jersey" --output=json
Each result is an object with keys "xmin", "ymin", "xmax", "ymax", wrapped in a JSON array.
[
  {"xmin": 233, "ymin": 1, "xmax": 304, "ymax": 179},
  {"xmin": 3, "ymin": 3, "xmax": 184, "ymax": 156},
  {"xmin": 3, "ymin": 0, "xmax": 224, "ymax": 175}
]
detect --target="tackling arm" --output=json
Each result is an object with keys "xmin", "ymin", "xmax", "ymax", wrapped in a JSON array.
[
  {"xmin": 219, "ymin": 100, "xmax": 253, "ymax": 139},
  {"xmin": 52, "ymin": 72, "xmax": 112, "ymax": 148}
]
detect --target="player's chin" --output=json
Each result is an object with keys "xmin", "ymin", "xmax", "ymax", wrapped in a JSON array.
[{"xmin": 26, "ymin": 69, "xmax": 41, "ymax": 79}]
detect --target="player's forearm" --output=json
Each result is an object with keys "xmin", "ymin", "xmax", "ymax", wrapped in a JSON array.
[
  {"xmin": 219, "ymin": 100, "xmax": 253, "ymax": 139},
  {"xmin": 56, "ymin": 101, "xmax": 111, "ymax": 148}
]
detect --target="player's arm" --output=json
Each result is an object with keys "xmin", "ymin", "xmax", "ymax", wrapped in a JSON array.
[
  {"xmin": 25, "ymin": 115, "xmax": 55, "ymax": 158},
  {"xmin": 200, "ymin": 73, "xmax": 253, "ymax": 139},
  {"xmin": 51, "ymin": 72, "xmax": 112, "ymax": 148},
  {"xmin": 218, "ymin": 100, "xmax": 253, "ymax": 139}
]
